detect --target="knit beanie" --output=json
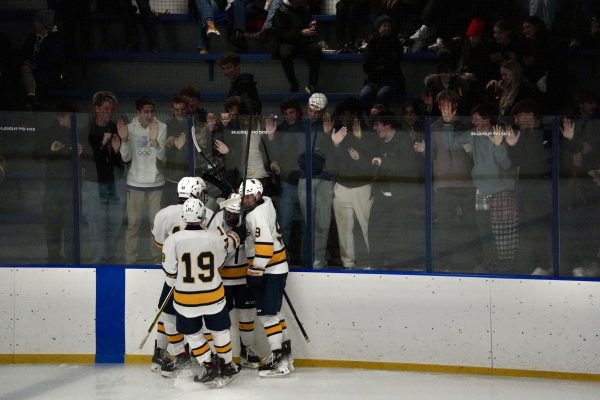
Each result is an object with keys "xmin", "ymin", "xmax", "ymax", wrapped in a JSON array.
[
  {"xmin": 374, "ymin": 15, "xmax": 393, "ymax": 31},
  {"xmin": 34, "ymin": 9, "xmax": 55, "ymax": 31},
  {"xmin": 465, "ymin": 18, "xmax": 485, "ymax": 37}
]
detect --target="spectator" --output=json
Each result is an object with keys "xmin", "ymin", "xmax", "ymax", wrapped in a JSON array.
[
  {"xmin": 80, "ymin": 91, "xmax": 125, "ymax": 264},
  {"xmin": 505, "ymin": 100, "xmax": 551, "ymax": 275},
  {"xmin": 416, "ymin": 90, "xmax": 481, "ymax": 272},
  {"xmin": 245, "ymin": 0, "xmax": 283, "ymax": 41},
  {"xmin": 21, "ymin": 9, "xmax": 65, "ymax": 111},
  {"xmin": 33, "ymin": 103, "xmax": 81, "ymax": 263},
  {"xmin": 369, "ymin": 111, "xmax": 424, "ymax": 269},
  {"xmin": 213, "ymin": 96, "xmax": 273, "ymax": 195},
  {"xmin": 330, "ymin": 97, "xmax": 377, "ymax": 268},
  {"xmin": 485, "ymin": 59, "xmax": 536, "ymax": 116},
  {"xmin": 192, "ymin": 0, "xmax": 221, "ymax": 54},
  {"xmin": 219, "ymin": 52, "xmax": 263, "ymax": 115},
  {"xmin": 408, "ymin": 0, "xmax": 473, "ymax": 51},
  {"xmin": 179, "ymin": 85, "xmax": 207, "ymax": 123},
  {"xmin": 441, "ymin": 102, "xmax": 518, "ymax": 273},
  {"xmin": 272, "ymin": 0, "xmax": 322, "ymax": 94},
  {"xmin": 117, "ymin": 0, "xmax": 160, "ymax": 52},
  {"xmin": 265, "ymin": 97, "xmax": 304, "ymax": 259},
  {"xmin": 564, "ymin": 0, "xmax": 600, "ymax": 48},
  {"xmin": 458, "ymin": 18, "xmax": 494, "ymax": 94},
  {"xmin": 423, "ymin": 50, "xmax": 476, "ymax": 116},
  {"xmin": 359, "ymin": 15, "xmax": 406, "ymax": 114},
  {"xmin": 230, "ymin": 0, "xmax": 265, "ymax": 51},
  {"xmin": 560, "ymin": 90, "xmax": 600, "ymax": 276},
  {"xmin": 297, "ymin": 93, "xmax": 335, "ymax": 269},
  {"xmin": 118, "ymin": 97, "xmax": 167, "ymax": 264},
  {"xmin": 335, "ymin": 0, "xmax": 368, "ymax": 52},
  {"xmin": 486, "ymin": 20, "xmax": 519, "ymax": 78},
  {"xmin": 518, "ymin": 15, "xmax": 564, "ymax": 112},
  {"xmin": 164, "ymin": 95, "xmax": 190, "ymax": 206}
]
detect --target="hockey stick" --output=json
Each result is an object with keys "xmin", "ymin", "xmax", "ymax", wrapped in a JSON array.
[
  {"xmin": 190, "ymin": 124, "xmax": 235, "ymax": 193},
  {"xmin": 138, "ymin": 285, "xmax": 175, "ymax": 350},
  {"xmin": 283, "ymin": 290, "xmax": 310, "ymax": 343}
]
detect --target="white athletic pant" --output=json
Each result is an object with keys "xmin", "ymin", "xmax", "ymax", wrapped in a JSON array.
[{"xmin": 333, "ymin": 182, "xmax": 372, "ymax": 268}]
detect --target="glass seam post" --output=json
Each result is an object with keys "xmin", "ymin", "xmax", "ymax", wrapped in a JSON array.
[
  {"xmin": 70, "ymin": 113, "xmax": 81, "ymax": 265},
  {"xmin": 187, "ymin": 115, "xmax": 195, "ymax": 176},
  {"xmin": 551, "ymin": 116, "xmax": 560, "ymax": 277},
  {"xmin": 424, "ymin": 117, "xmax": 433, "ymax": 274},
  {"xmin": 304, "ymin": 119, "xmax": 313, "ymax": 270}
]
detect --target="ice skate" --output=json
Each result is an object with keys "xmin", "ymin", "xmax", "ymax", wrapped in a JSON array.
[
  {"xmin": 161, "ymin": 352, "xmax": 192, "ymax": 378},
  {"xmin": 150, "ymin": 347, "xmax": 170, "ymax": 373},
  {"xmin": 258, "ymin": 349, "xmax": 290, "ymax": 377},
  {"xmin": 282, "ymin": 339, "xmax": 295, "ymax": 371},
  {"xmin": 240, "ymin": 343, "xmax": 260, "ymax": 369}
]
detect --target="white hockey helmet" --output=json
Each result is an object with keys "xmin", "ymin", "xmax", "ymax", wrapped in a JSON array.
[
  {"xmin": 182, "ymin": 198, "xmax": 207, "ymax": 224},
  {"xmin": 177, "ymin": 176, "xmax": 206, "ymax": 199},
  {"xmin": 238, "ymin": 179, "xmax": 263, "ymax": 197},
  {"xmin": 225, "ymin": 193, "xmax": 242, "ymax": 214}
]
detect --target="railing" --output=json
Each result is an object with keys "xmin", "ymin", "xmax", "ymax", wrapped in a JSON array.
[{"xmin": 0, "ymin": 110, "xmax": 599, "ymax": 279}]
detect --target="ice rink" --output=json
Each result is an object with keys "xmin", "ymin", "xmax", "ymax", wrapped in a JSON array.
[{"xmin": 1, "ymin": 364, "xmax": 600, "ymax": 400}]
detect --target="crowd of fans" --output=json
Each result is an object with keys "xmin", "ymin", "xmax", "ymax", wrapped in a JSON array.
[{"xmin": 1, "ymin": 1, "xmax": 600, "ymax": 276}]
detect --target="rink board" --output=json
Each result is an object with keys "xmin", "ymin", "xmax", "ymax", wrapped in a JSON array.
[{"xmin": 1, "ymin": 267, "xmax": 599, "ymax": 378}]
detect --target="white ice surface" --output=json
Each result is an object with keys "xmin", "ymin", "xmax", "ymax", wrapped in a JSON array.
[{"xmin": 1, "ymin": 364, "xmax": 599, "ymax": 400}]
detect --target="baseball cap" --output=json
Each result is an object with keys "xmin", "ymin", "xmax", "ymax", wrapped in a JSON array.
[{"xmin": 308, "ymin": 93, "xmax": 327, "ymax": 111}]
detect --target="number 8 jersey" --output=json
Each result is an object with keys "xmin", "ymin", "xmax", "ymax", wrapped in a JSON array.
[
  {"xmin": 245, "ymin": 196, "xmax": 289, "ymax": 276},
  {"xmin": 162, "ymin": 226, "xmax": 229, "ymax": 318}
]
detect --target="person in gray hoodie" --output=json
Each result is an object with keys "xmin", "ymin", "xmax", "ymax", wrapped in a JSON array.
[
  {"xmin": 441, "ymin": 101, "xmax": 518, "ymax": 273},
  {"xmin": 118, "ymin": 97, "xmax": 167, "ymax": 264}
]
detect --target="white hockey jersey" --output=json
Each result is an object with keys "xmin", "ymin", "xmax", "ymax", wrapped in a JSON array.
[
  {"xmin": 152, "ymin": 203, "xmax": 215, "ymax": 248},
  {"xmin": 212, "ymin": 210, "xmax": 249, "ymax": 286},
  {"xmin": 244, "ymin": 196, "xmax": 288, "ymax": 275},
  {"xmin": 162, "ymin": 226, "xmax": 229, "ymax": 318}
]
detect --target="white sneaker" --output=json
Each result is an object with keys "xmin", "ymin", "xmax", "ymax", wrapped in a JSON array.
[
  {"xmin": 410, "ymin": 25, "xmax": 429, "ymax": 41},
  {"xmin": 572, "ymin": 262, "xmax": 600, "ymax": 277},
  {"xmin": 531, "ymin": 267, "xmax": 551, "ymax": 276},
  {"xmin": 428, "ymin": 38, "xmax": 445, "ymax": 51}
]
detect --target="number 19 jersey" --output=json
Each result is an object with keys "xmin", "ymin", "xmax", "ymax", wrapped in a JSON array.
[{"xmin": 162, "ymin": 226, "xmax": 228, "ymax": 318}]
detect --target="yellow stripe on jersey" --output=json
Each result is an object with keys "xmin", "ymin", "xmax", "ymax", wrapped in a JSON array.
[
  {"xmin": 174, "ymin": 284, "xmax": 225, "ymax": 307},
  {"xmin": 267, "ymin": 248, "xmax": 287, "ymax": 267},
  {"xmin": 239, "ymin": 321, "xmax": 254, "ymax": 332},
  {"xmin": 192, "ymin": 343, "xmax": 210, "ymax": 358},
  {"xmin": 168, "ymin": 333, "xmax": 184, "ymax": 344},
  {"xmin": 264, "ymin": 323, "xmax": 283, "ymax": 337},
  {"xmin": 255, "ymin": 241, "xmax": 274, "ymax": 258},
  {"xmin": 156, "ymin": 322, "xmax": 166, "ymax": 334},
  {"xmin": 215, "ymin": 342, "xmax": 232, "ymax": 354},
  {"xmin": 219, "ymin": 263, "xmax": 249, "ymax": 279}
]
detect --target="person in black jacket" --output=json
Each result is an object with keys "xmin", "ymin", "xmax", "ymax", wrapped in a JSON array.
[
  {"xmin": 219, "ymin": 52, "xmax": 263, "ymax": 115},
  {"xmin": 80, "ymin": 91, "xmax": 125, "ymax": 264},
  {"xmin": 272, "ymin": 0, "xmax": 322, "ymax": 94},
  {"xmin": 359, "ymin": 15, "xmax": 405, "ymax": 115},
  {"xmin": 33, "ymin": 103, "xmax": 81, "ymax": 263},
  {"xmin": 20, "ymin": 9, "xmax": 65, "ymax": 110},
  {"xmin": 369, "ymin": 110, "xmax": 424, "ymax": 269}
]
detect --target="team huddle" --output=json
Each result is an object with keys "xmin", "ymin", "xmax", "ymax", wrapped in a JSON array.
[{"xmin": 149, "ymin": 176, "xmax": 293, "ymax": 388}]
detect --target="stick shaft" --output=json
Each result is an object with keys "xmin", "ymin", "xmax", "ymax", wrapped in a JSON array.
[
  {"xmin": 138, "ymin": 285, "xmax": 176, "ymax": 350},
  {"xmin": 283, "ymin": 290, "xmax": 310, "ymax": 342}
]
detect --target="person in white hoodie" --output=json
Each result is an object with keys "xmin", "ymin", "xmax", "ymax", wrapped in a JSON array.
[{"xmin": 118, "ymin": 97, "xmax": 167, "ymax": 264}]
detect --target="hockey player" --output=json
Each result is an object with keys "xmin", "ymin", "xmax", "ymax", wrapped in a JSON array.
[
  {"xmin": 150, "ymin": 176, "xmax": 213, "ymax": 376},
  {"xmin": 212, "ymin": 193, "xmax": 260, "ymax": 368},
  {"xmin": 239, "ymin": 179, "xmax": 293, "ymax": 377},
  {"xmin": 161, "ymin": 198, "xmax": 246, "ymax": 387}
]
